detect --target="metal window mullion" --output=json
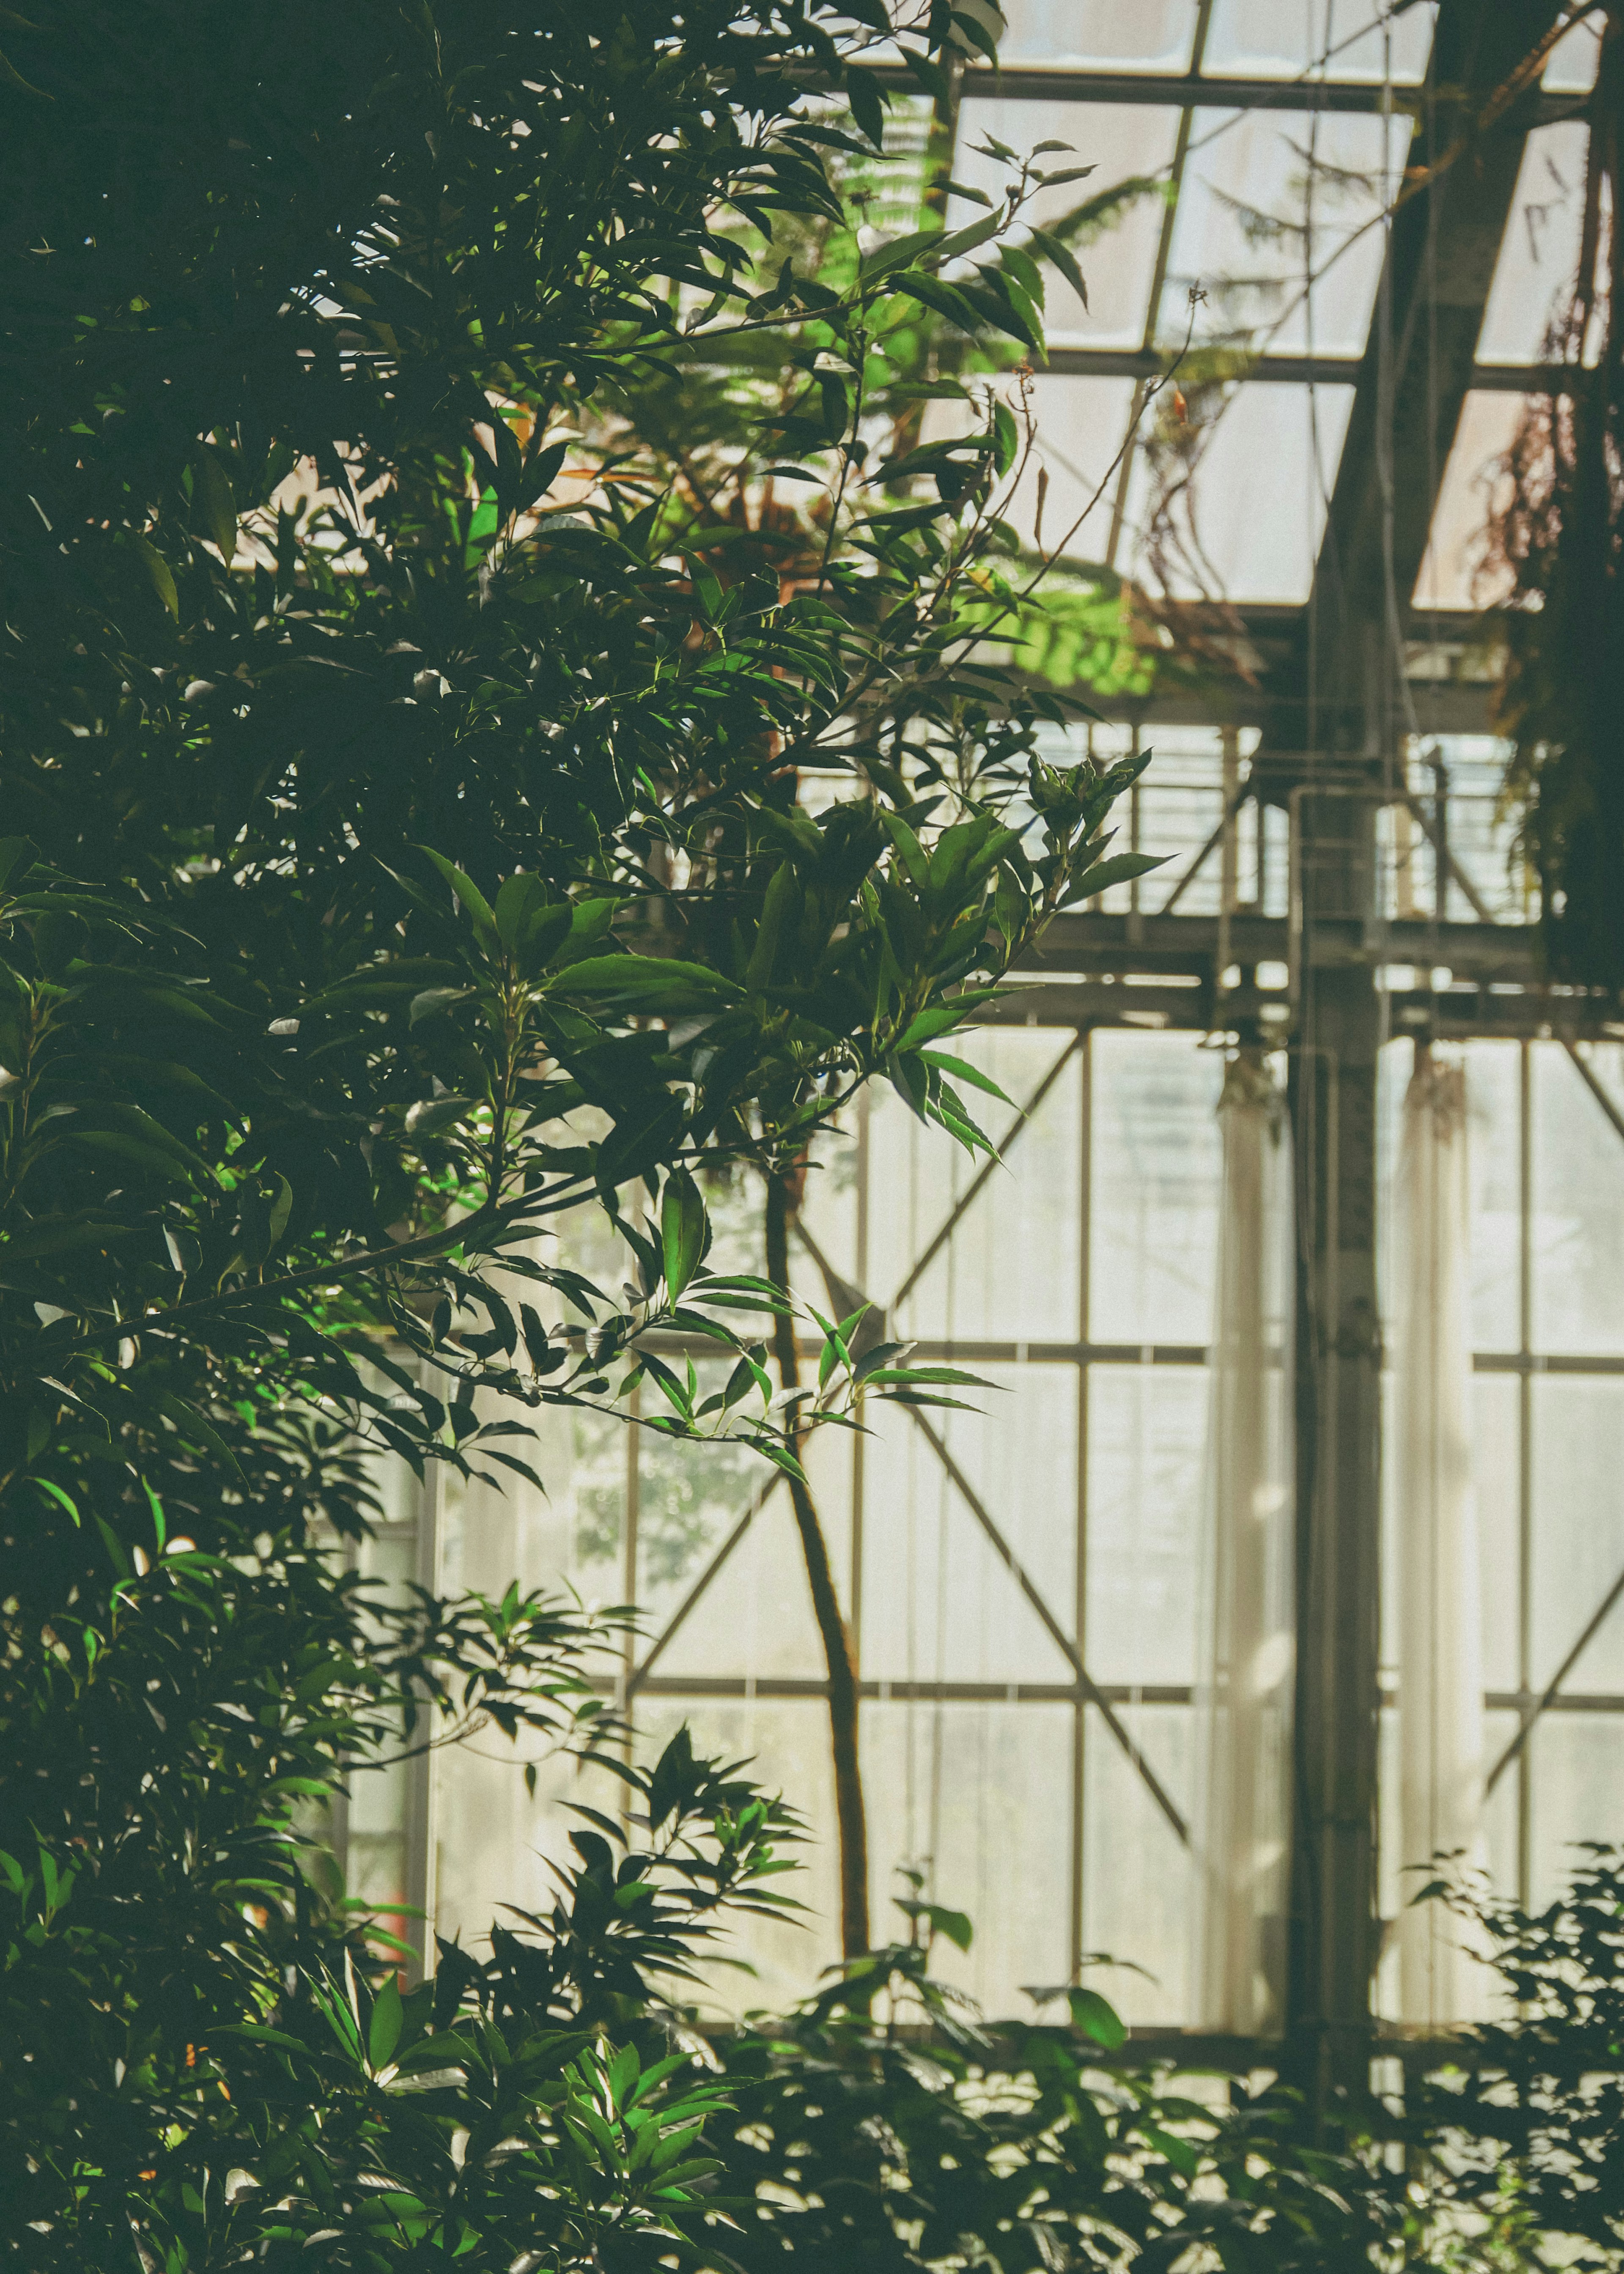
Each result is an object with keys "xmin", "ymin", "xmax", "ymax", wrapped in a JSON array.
[
  {"xmin": 852, "ymin": 1084, "xmax": 870, "ymax": 1660},
  {"xmin": 1072, "ymin": 1031, "xmax": 1092, "ymax": 1981},
  {"xmin": 1518, "ymin": 1040, "xmax": 1533, "ymax": 1908},
  {"xmin": 1106, "ymin": 0, "xmax": 1214, "ymax": 572}
]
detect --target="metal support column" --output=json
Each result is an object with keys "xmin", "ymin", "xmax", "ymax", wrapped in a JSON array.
[{"xmin": 1285, "ymin": 786, "xmax": 1384, "ymax": 2109}]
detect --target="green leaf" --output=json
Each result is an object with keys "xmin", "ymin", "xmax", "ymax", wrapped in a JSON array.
[
  {"xmin": 131, "ymin": 535, "xmax": 178, "ymax": 620},
  {"xmin": 845, "ymin": 62, "xmax": 886, "ymax": 150},
  {"xmin": 919, "ymin": 1051, "xmax": 1014, "ymax": 1107},
  {"xmin": 192, "ymin": 446, "xmax": 238, "ymax": 565},
  {"xmin": 889, "ymin": 269, "xmax": 985, "ymax": 334},
  {"xmin": 660, "ymin": 1167, "xmax": 707, "ymax": 1303},
  {"xmin": 419, "ymin": 847, "xmax": 502, "ymax": 956},
  {"xmin": 1068, "ymin": 1984, "xmax": 1127, "ymax": 2050},
  {"xmin": 1064, "ymin": 850, "xmax": 1166, "ymax": 904},
  {"xmin": 1028, "ymin": 225, "xmax": 1090, "ymax": 311},
  {"xmin": 552, "ymin": 955, "xmax": 739, "ymax": 1001},
  {"xmin": 368, "ymin": 1975, "xmax": 404, "ymax": 2071}
]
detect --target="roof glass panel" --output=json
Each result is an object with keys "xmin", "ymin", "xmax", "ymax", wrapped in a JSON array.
[
  {"xmin": 1014, "ymin": 373, "xmax": 1140, "ymax": 557},
  {"xmin": 955, "ymin": 99, "xmax": 1182, "ymax": 346},
  {"xmin": 1411, "ymin": 390, "xmax": 1523, "ymax": 612},
  {"xmin": 1160, "ymin": 107, "xmax": 1399, "ymax": 353},
  {"xmin": 1119, "ymin": 381, "xmax": 1355, "ymax": 603},
  {"xmin": 995, "ymin": 0, "xmax": 1198, "ymax": 72},
  {"xmin": 1477, "ymin": 121, "xmax": 1594, "ymax": 364},
  {"xmin": 1203, "ymin": 0, "xmax": 1434, "ymax": 83},
  {"xmin": 1544, "ymin": 13, "xmax": 1603, "ymax": 91}
]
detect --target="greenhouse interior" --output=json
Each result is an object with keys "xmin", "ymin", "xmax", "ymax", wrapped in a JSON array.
[
  {"xmin": 9, "ymin": 0, "xmax": 1624, "ymax": 2261},
  {"xmin": 333, "ymin": 0, "xmax": 1621, "ymax": 2077}
]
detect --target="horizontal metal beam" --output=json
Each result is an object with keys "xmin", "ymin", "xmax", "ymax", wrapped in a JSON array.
[
  {"xmin": 1031, "ymin": 909, "xmax": 1543, "ymax": 976},
  {"xmin": 1042, "ymin": 347, "xmax": 1576, "ymax": 393},
  {"xmin": 882, "ymin": 60, "xmax": 1580, "ymax": 121},
  {"xmin": 634, "ymin": 1673, "xmax": 1193, "ymax": 1705}
]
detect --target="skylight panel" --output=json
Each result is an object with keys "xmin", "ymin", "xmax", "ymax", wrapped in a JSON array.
[
  {"xmin": 1160, "ymin": 108, "xmax": 1400, "ymax": 354},
  {"xmin": 1012, "ymin": 374, "xmax": 1141, "ymax": 558},
  {"xmin": 994, "ymin": 0, "xmax": 1199, "ymax": 73},
  {"xmin": 1203, "ymin": 0, "xmax": 1435, "ymax": 82},
  {"xmin": 1477, "ymin": 121, "xmax": 1596, "ymax": 365},
  {"xmin": 1119, "ymin": 381, "xmax": 1355, "ymax": 604},
  {"xmin": 1544, "ymin": 12, "xmax": 1603, "ymax": 91},
  {"xmin": 1411, "ymin": 391, "xmax": 1523, "ymax": 613},
  {"xmin": 954, "ymin": 98, "xmax": 1182, "ymax": 346}
]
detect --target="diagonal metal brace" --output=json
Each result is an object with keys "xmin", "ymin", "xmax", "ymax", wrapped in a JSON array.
[
  {"xmin": 888, "ymin": 1037, "xmax": 1080, "ymax": 1318},
  {"xmin": 1487, "ymin": 1557, "xmax": 1624, "ymax": 1796},
  {"xmin": 628, "ymin": 1475, "xmax": 783, "ymax": 1695},
  {"xmin": 905, "ymin": 1407, "xmax": 1191, "ymax": 1846}
]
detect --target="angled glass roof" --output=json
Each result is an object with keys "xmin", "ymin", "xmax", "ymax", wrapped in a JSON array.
[{"xmin": 954, "ymin": 5, "xmax": 1591, "ymax": 620}]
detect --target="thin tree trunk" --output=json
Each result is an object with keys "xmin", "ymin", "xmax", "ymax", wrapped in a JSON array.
[{"xmin": 764, "ymin": 1170, "xmax": 870, "ymax": 1959}]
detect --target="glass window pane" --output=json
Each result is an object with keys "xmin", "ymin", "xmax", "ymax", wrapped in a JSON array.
[
  {"xmin": 1416, "ymin": 736, "xmax": 1530, "ymax": 928},
  {"xmin": 1164, "ymin": 110, "xmax": 1397, "ymax": 354},
  {"xmin": 1204, "ymin": 0, "xmax": 1435, "ymax": 82},
  {"xmin": 1466, "ymin": 1038, "xmax": 1522, "ymax": 1352},
  {"xmin": 1477, "ymin": 122, "xmax": 1595, "ymax": 365},
  {"xmin": 875, "ymin": 1030, "xmax": 1082, "ymax": 1344},
  {"xmin": 1083, "ymin": 1703, "xmax": 1197, "ymax": 2022},
  {"xmin": 859, "ymin": 1367, "xmax": 1079, "ymax": 1685},
  {"xmin": 1411, "ymin": 389, "xmax": 1523, "ymax": 610},
  {"xmin": 1086, "ymin": 1363, "xmax": 1206, "ymax": 1685},
  {"xmin": 1091, "ymin": 1030, "xmax": 1224, "ymax": 1343},
  {"xmin": 1012, "ymin": 373, "xmax": 1140, "ymax": 560},
  {"xmin": 1120, "ymin": 381, "xmax": 1355, "ymax": 603},
  {"xmin": 1528, "ymin": 1711, "xmax": 1624, "ymax": 1910},
  {"xmin": 638, "ymin": 1696, "xmax": 842, "ymax": 2011},
  {"xmin": 954, "ymin": 100, "xmax": 1183, "ymax": 346},
  {"xmin": 864, "ymin": 1699, "xmax": 1075, "ymax": 2016},
  {"xmin": 1545, "ymin": 13, "xmax": 1603, "ymax": 91},
  {"xmin": 1531, "ymin": 1376, "xmax": 1624, "ymax": 1693},
  {"xmin": 1472, "ymin": 1374, "xmax": 1521, "ymax": 1697},
  {"xmin": 1531, "ymin": 1042, "xmax": 1624, "ymax": 1355},
  {"xmin": 997, "ymin": 0, "xmax": 1198, "ymax": 71},
  {"xmin": 887, "ymin": 1041, "xmax": 1073, "ymax": 1337},
  {"xmin": 644, "ymin": 1444, "xmax": 838, "ymax": 1683}
]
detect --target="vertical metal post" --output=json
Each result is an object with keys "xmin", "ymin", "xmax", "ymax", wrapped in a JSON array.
[
  {"xmin": 1517, "ymin": 1041, "xmax": 1533, "ymax": 1907},
  {"xmin": 620, "ymin": 1383, "xmax": 641, "ymax": 1824},
  {"xmin": 1286, "ymin": 785, "xmax": 1384, "ymax": 2112},
  {"xmin": 1218, "ymin": 724, "xmax": 1240, "ymax": 996},
  {"xmin": 402, "ymin": 1458, "xmax": 441, "ymax": 1983},
  {"xmin": 851, "ymin": 1086, "xmax": 870, "ymax": 1658},
  {"xmin": 1071, "ymin": 1031, "xmax": 1092, "ymax": 1980}
]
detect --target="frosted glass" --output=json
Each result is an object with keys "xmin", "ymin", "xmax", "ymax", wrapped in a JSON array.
[
  {"xmin": 1411, "ymin": 390, "xmax": 1523, "ymax": 612},
  {"xmin": 858, "ymin": 1366, "xmax": 1080, "ymax": 1685},
  {"xmin": 873, "ymin": 1030, "xmax": 1082, "ymax": 1344},
  {"xmin": 997, "ymin": 0, "xmax": 1197, "ymax": 71},
  {"xmin": 1009, "ymin": 373, "xmax": 1140, "ymax": 562},
  {"xmin": 1166, "ymin": 109, "xmax": 1396, "ymax": 354},
  {"xmin": 862, "ymin": 1700, "xmax": 1075, "ymax": 2017},
  {"xmin": 1083, "ymin": 1704, "xmax": 1197, "ymax": 2022},
  {"xmin": 1466, "ymin": 1040, "xmax": 1522, "ymax": 1352},
  {"xmin": 1531, "ymin": 1375, "xmax": 1624, "ymax": 1693},
  {"xmin": 1091, "ymin": 1029, "xmax": 1224, "ymax": 1343},
  {"xmin": 636, "ymin": 1696, "xmax": 842, "ymax": 2012},
  {"xmin": 1528, "ymin": 1712, "xmax": 1624, "ymax": 1909},
  {"xmin": 1086, "ymin": 1363, "xmax": 1206, "ymax": 1684},
  {"xmin": 1478, "ymin": 123, "xmax": 1595, "ymax": 365},
  {"xmin": 1472, "ymin": 1375, "xmax": 1521, "ymax": 1697},
  {"xmin": 1119, "ymin": 382, "xmax": 1355, "ymax": 603},
  {"xmin": 1204, "ymin": 0, "xmax": 1434, "ymax": 82},
  {"xmin": 1531, "ymin": 1042, "xmax": 1624, "ymax": 1355},
  {"xmin": 954, "ymin": 99, "xmax": 1182, "ymax": 346},
  {"xmin": 1545, "ymin": 14, "xmax": 1603, "ymax": 91}
]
